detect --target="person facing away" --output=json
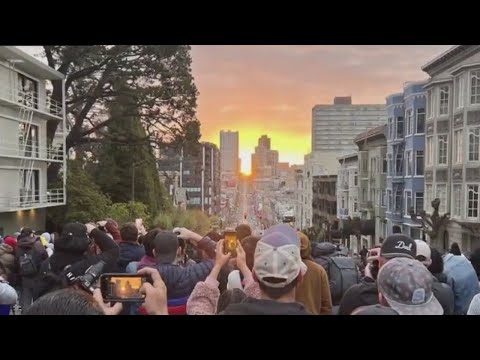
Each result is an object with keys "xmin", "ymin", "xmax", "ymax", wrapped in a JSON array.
[
  {"xmin": 295, "ymin": 232, "xmax": 332, "ymax": 315},
  {"xmin": 15, "ymin": 227, "xmax": 48, "ymax": 310},
  {"xmin": 117, "ymin": 223, "xmax": 145, "ymax": 273},
  {"xmin": 392, "ymin": 225, "xmax": 402, "ymax": 234},
  {"xmin": 235, "ymin": 224, "xmax": 252, "ymax": 242},
  {"xmin": 359, "ymin": 245, "xmax": 368, "ymax": 265},
  {"xmin": 138, "ymin": 229, "xmax": 217, "ymax": 301},
  {"xmin": 338, "ymin": 234, "xmax": 417, "ymax": 315},
  {"xmin": 415, "ymin": 240, "xmax": 454, "ymax": 315},
  {"xmin": 469, "ymin": 248, "xmax": 480, "ymax": 282},
  {"xmin": 219, "ymin": 224, "xmax": 311, "ymax": 315},
  {"xmin": 443, "ymin": 246, "xmax": 480, "ymax": 315}
]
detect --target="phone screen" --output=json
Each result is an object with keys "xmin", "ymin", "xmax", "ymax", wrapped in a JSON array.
[
  {"xmin": 100, "ymin": 274, "xmax": 148, "ymax": 302},
  {"xmin": 223, "ymin": 231, "xmax": 238, "ymax": 256}
]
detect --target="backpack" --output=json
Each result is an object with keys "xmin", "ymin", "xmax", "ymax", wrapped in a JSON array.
[
  {"xmin": 33, "ymin": 259, "xmax": 71, "ymax": 299},
  {"xmin": 315, "ymin": 255, "xmax": 360, "ymax": 305},
  {"xmin": 18, "ymin": 247, "xmax": 38, "ymax": 277}
]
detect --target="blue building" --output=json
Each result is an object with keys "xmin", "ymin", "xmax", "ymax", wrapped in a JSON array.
[{"xmin": 386, "ymin": 81, "xmax": 427, "ymax": 239}]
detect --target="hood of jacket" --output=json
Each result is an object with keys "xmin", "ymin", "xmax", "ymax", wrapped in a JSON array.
[
  {"xmin": 221, "ymin": 297, "xmax": 311, "ymax": 315},
  {"xmin": 119, "ymin": 242, "xmax": 145, "ymax": 264},
  {"xmin": 311, "ymin": 241, "xmax": 337, "ymax": 257},
  {"xmin": 299, "ymin": 232, "xmax": 312, "ymax": 260}
]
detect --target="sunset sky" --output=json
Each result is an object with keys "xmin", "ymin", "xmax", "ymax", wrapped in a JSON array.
[{"xmin": 19, "ymin": 45, "xmax": 452, "ymax": 174}]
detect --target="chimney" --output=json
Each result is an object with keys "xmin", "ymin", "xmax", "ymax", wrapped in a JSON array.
[{"xmin": 334, "ymin": 96, "xmax": 352, "ymax": 105}]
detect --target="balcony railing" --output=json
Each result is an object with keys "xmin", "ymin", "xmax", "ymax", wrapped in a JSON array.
[
  {"xmin": 0, "ymin": 85, "xmax": 63, "ymax": 118},
  {"xmin": 338, "ymin": 208, "xmax": 349, "ymax": 217},
  {"xmin": 0, "ymin": 188, "xmax": 65, "ymax": 211},
  {"xmin": 0, "ymin": 139, "xmax": 64, "ymax": 162}
]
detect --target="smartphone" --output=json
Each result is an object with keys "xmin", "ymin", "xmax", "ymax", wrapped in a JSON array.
[
  {"xmin": 223, "ymin": 231, "xmax": 238, "ymax": 257},
  {"xmin": 100, "ymin": 274, "xmax": 149, "ymax": 302}
]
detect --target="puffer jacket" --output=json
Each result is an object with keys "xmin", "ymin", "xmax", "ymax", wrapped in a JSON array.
[
  {"xmin": 443, "ymin": 254, "xmax": 480, "ymax": 315},
  {"xmin": 117, "ymin": 242, "xmax": 145, "ymax": 272},
  {"xmin": 138, "ymin": 236, "xmax": 217, "ymax": 300},
  {"xmin": 0, "ymin": 244, "xmax": 15, "ymax": 278}
]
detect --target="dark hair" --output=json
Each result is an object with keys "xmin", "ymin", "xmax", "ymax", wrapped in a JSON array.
[
  {"xmin": 428, "ymin": 247, "xmax": 444, "ymax": 275},
  {"xmin": 120, "ymin": 223, "xmax": 138, "ymax": 243},
  {"xmin": 240, "ymin": 235, "xmax": 260, "ymax": 271},
  {"xmin": 20, "ymin": 228, "xmax": 33, "ymax": 236},
  {"xmin": 258, "ymin": 276, "xmax": 299, "ymax": 300},
  {"xmin": 23, "ymin": 289, "xmax": 104, "ymax": 315},
  {"xmin": 392, "ymin": 225, "xmax": 402, "ymax": 234},
  {"xmin": 217, "ymin": 288, "xmax": 247, "ymax": 313},
  {"xmin": 139, "ymin": 228, "xmax": 161, "ymax": 257},
  {"xmin": 450, "ymin": 242, "xmax": 461, "ymax": 256},
  {"xmin": 235, "ymin": 224, "xmax": 252, "ymax": 241},
  {"xmin": 469, "ymin": 248, "xmax": 480, "ymax": 279}
]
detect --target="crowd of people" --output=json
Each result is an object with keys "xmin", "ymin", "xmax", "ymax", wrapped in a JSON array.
[{"xmin": 1, "ymin": 219, "xmax": 480, "ymax": 315}]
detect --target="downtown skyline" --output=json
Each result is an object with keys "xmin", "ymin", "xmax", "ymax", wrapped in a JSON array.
[{"xmin": 18, "ymin": 45, "xmax": 452, "ymax": 173}]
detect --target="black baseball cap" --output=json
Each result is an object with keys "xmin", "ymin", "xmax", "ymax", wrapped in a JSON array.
[
  {"xmin": 380, "ymin": 234, "xmax": 417, "ymax": 260},
  {"xmin": 152, "ymin": 231, "xmax": 179, "ymax": 264},
  {"xmin": 55, "ymin": 222, "xmax": 91, "ymax": 254}
]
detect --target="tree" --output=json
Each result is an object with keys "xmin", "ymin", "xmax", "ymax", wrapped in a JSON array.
[
  {"xmin": 48, "ymin": 159, "xmax": 111, "ymax": 225},
  {"xmin": 43, "ymin": 45, "xmax": 199, "ymax": 181},
  {"xmin": 108, "ymin": 202, "xmax": 150, "ymax": 227},
  {"xmin": 94, "ymin": 93, "xmax": 168, "ymax": 216},
  {"xmin": 410, "ymin": 198, "xmax": 450, "ymax": 247}
]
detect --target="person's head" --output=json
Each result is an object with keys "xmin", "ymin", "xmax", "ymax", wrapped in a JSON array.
[
  {"xmin": 23, "ymin": 288, "xmax": 104, "ymax": 315},
  {"xmin": 20, "ymin": 227, "xmax": 34, "ymax": 238},
  {"xmin": 428, "ymin": 247, "xmax": 444, "ymax": 275},
  {"xmin": 392, "ymin": 225, "xmax": 402, "ymax": 234},
  {"xmin": 41, "ymin": 232, "xmax": 51, "ymax": 244},
  {"xmin": 379, "ymin": 234, "xmax": 417, "ymax": 267},
  {"xmin": 240, "ymin": 235, "xmax": 260, "ymax": 271},
  {"xmin": 377, "ymin": 257, "xmax": 443, "ymax": 315},
  {"xmin": 363, "ymin": 245, "xmax": 367, "ymax": 249},
  {"xmin": 253, "ymin": 224, "xmax": 306, "ymax": 301},
  {"xmin": 298, "ymin": 232, "xmax": 312, "ymax": 260},
  {"xmin": 338, "ymin": 284, "xmax": 379, "ymax": 315},
  {"xmin": 450, "ymin": 242, "xmax": 461, "ymax": 256},
  {"xmin": 217, "ymin": 288, "xmax": 247, "ymax": 314},
  {"xmin": 236, "ymin": 224, "xmax": 252, "ymax": 241},
  {"xmin": 54, "ymin": 223, "xmax": 91, "ymax": 255},
  {"xmin": 152, "ymin": 231, "xmax": 179, "ymax": 264},
  {"xmin": 120, "ymin": 223, "xmax": 139, "ymax": 243},
  {"xmin": 139, "ymin": 228, "xmax": 161, "ymax": 257},
  {"xmin": 3, "ymin": 236, "xmax": 17, "ymax": 249},
  {"xmin": 206, "ymin": 231, "xmax": 222, "ymax": 242},
  {"xmin": 414, "ymin": 240, "xmax": 432, "ymax": 267}
]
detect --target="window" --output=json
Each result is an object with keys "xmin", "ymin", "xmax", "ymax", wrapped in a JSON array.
[
  {"xmin": 453, "ymin": 129, "xmax": 464, "ymax": 164},
  {"xmin": 387, "ymin": 189, "xmax": 392, "ymax": 211},
  {"xmin": 436, "ymin": 184, "xmax": 447, "ymax": 214},
  {"xmin": 341, "ymin": 197, "xmax": 345, "ymax": 208},
  {"xmin": 428, "ymin": 90, "xmax": 436, "ymax": 118},
  {"xmin": 416, "ymin": 108, "xmax": 425, "ymax": 134},
  {"xmin": 21, "ymin": 169, "xmax": 40, "ymax": 203},
  {"xmin": 406, "ymin": 110, "xmax": 413, "ymax": 135},
  {"xmin": 437, "ymin": 135, "xmax": 448, "ymax": 165},
  {"xmin": 395, "ymin": 190, "xmax": 403, "ymax": 212},
  {"xmin": 415, "ymin": 192, "xmax": 424, "ymax": 213},
  {"xmin": 382, "ymin": 154, "xmax": 387, "ymax": 173},
  {"xmin": 467, "ymin": 185, "xmax": 479, "ymax": 219},
  {"xmin": 18, "ymin": 73, "xmax": 38, "ymax": 109},
  {"xmin": 415, "ymin": 150, "xmax": 424, "ymax": 176},
  {"xmin": 387, "ymin": 153, "xmax": 393, "ymax": 176},
  {"xmin": 354, "ymin": 172, "xmax": 358, "ymax": 186},
  {"xmin": 452, "ymin": 185, "xmax": 462, "ymax": 218},
  {"xmin": 382, "ymin": 190, "xmax": 386, "ymax": 207},
  {"xmin": 18, "ymin": 123, "xmax": 39, "ymax": 158},
  {"xmin": 353, "ymin": 199, "xmax": 358, "ymax": 212},
  {"xmin": 425, "ymin": 185, "xmax": 433, "ymax": 212},
  {"xmin": 455, "ymin": 75, "xmax": 465, "ymax": 109},
  {"xmin": 362, "ymin": 188, "xmax": 367, "ymax": 203},
  {"xmin": 405, "ymin": 191, "xmax": 412, "ymax": 214},
  {"xmin": 183, "ymin": 170, "xmax": 190, "ymax": 175},
  {"xmin": 388, "ymin": 118, "xmax": 394, "ymax": 139},
  {"xmin": 439, "ymin": 86, "xmax": 449, "ymax": 115},
  {"xmin": 395, "ymin": 153, "xmax": 403, "ymax": 176},
  {"xmin": 426, "ymin": 137, "xmax": 434, "ymax": 166},
  {"xmin": 468, "ymin": 127, "xmax": 480, "ymax": 161},
  {"xmin": 396, "ymin": 116, "xmax": 404, "ymax": 138},
  {"xmin": 405, "ymin": 150, "xmax": 413, "ymax": 176},
  {"xmin": 470, "ymin": 70, "xmax": 480, "ymax": 105}
]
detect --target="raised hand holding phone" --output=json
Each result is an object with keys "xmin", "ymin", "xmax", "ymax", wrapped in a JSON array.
[
  {"xmin": 137, "ymin": 267, "xmax": 168, "ymax": 315},
  {"xmin": 216, "ymin": 239, "xmax": 232, "ymax": 268}
]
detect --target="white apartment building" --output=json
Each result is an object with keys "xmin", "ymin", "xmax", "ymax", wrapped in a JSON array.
[
  {"xmin": 312, "ymin": 96, "xmax": 387, "ymax": 161},
  {"xmin": 337, "ymin": 153, "xmax": 359, "ymax": 221},
  {"xmin": 220, "ymin": 130, "xmax": 239, "ymax": 181},
  {"xmin": 0, "ymin": 46, "xmax": 66, "ymax": 235}
]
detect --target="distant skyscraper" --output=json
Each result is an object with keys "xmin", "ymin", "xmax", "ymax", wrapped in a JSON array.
[
  {"xmin": 220, "ymin": 130, "xmax": 239, "ymax": 179},
  {"xmin": 251, "ymin": 135, "xmax": 278, "ymax": 179}
]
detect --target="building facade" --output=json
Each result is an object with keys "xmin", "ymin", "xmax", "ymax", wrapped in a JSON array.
[
  {"xmin": 311, "ymin": 96, "xmax": 387, "ymax": 160},
  {"xmin": 251, "ymin": 135, "xmax": 279, "ymax": 188},
  {"xmin": 220, "ymin": 130, "xmax": 239, "ymax": 181},
  {"xmin": 158, "ymin": 142, "xmax": 220, "ymax": 215},
  {"xmin": 0, "ymin": 46, "xmax": 66, "ymax": 235},
  {"xmin": 312, "ymin": 175, "xmax": 338, "ymax": 233},
  {"xmin": 337, "ymin": 153, "xmax": 359, "ymax": 222},
  {"xmin": 385, "ymin": 82, "xmax": 427, "ymax": 240},
  {"xmin": 355, "ymin": 124, "xmax": 388, "ymax": 244},
  {"xmin": 422, "ymin": 45, "xmax": 480, "ymax": 251}
]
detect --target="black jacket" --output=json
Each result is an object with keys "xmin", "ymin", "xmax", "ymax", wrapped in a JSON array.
[
  {"xmin": 15, "ymin": 235, "xmax": 48, "ymax": 286},
  {"xmin": 117, "ymin": 242, "xmax": 145, "ymax": 272},
  {"xmin": 219, "ymin": 298, "xmax": 311, "ymax": 315},
  {"xmin": 432, "ymin": 277, "xmax": 455, "ymax": 315}
]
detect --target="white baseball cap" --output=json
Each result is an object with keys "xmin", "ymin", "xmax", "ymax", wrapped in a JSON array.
[{"xmin": 414, "ymin": 240, "xmax": 432, "ymax": 267}]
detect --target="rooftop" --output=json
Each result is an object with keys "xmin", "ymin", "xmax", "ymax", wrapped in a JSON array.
[
  {"xmin": 354, "ymin": 124, "xmax": 387, "ymax": 143},
  {"xmin": 0, "ymin": 46, "xmax": 63, "ymax": 80},
  {"xmin": 421, "ymin": 45, "xmax": 468, "ymax": 73}
]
